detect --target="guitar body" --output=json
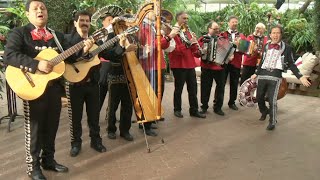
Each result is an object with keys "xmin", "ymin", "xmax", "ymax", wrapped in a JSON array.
[
  {"xmin": 5, "ymin": 49, "xmax": 65, "ymax": 101},
  {"xmin": 63, "ymin": 44, "xmax": 101, "ymax": 83}
]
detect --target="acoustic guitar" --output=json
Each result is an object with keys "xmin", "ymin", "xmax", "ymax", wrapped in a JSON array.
[
  {"xmin": 63, "ymin": 26, "xmax": 140, "ymax": 83},
  {"xmin": 5, "ymin": 28, "xmax": 107, "ymax": 101}
]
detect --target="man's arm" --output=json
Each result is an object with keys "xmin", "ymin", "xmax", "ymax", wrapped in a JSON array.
[{"xmin": 4, "ymin": 28, "xmax": 39, "ymax": 73}]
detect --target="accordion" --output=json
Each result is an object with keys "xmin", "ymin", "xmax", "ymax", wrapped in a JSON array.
[
  {"xmin": 238, "ymin": 39, "xmax": 256, "ymax": 55},
  {"xmin": 201, "ymin": 36, "xmax": 236, "ymax": 65}
]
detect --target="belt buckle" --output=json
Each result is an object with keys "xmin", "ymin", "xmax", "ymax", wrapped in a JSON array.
[{"xmin": 266, "ymin": 68, "xmax": 273, "ymax": 72}]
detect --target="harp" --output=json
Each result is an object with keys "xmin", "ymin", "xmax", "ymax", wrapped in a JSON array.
[{"xmin": 113, "ymin": 1, "xmax": 164, "ymax": 124}]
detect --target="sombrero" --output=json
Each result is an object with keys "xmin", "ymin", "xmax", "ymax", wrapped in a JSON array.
[{"xmin": 91, "ymin": 5, "xmax": 124, "ymax": 27}]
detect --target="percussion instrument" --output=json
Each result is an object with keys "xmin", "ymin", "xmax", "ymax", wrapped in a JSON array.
[{"xmin": 239, "ymin": 77, "xmax": 288, "ymax": 107}]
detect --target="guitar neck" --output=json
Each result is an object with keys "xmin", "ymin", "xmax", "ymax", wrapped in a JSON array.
[
  {"xmin": 91, "ymin": 36, "xmax": 120, "ymax": 56},
  {"xmin": 50, "ymin": 41, "xmax": 85, "ymax": 66}
]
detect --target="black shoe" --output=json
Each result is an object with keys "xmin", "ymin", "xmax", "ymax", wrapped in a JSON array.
[
  {"xmin": 214, "ymin": 109, "xmax": 225, "ymax": 116},
  {"xmin": 229, "ymin": 104, "xmax": 238, "ymax": 110},
  {"xmin": 108, "ymin": 132, "xmax": 116, "ymax": 139},
  {"xmin": 190, "ymin": 111, "xmax": 206, "ymax": 118},
  {"xmin": 266, "ymin": 123, "xmax": 276, "ymax": 131},
  {"xmin": 90, "ymin": 142, "xmax": 107, "ymax": 153},
  {"xmin": 266, "ymin": 120, "xmax": 277, "ymax": 131},
  {"xmin": 70, "ymin": 146, "xmax": 81, "ymax": 157},
  {"xmin": 120, "ymin": 133, "xmax": 134, "ymax": 141},
  {"xmin": 139, "ymin": 123, "xmax": 158, "ymax": 129},
  {"xmin": 150, "ymin": 123, "xmax": 158, "ymax": 129},
  {"xmin": 259, "ymin": 110, "xmax": 269, "ymax": 121},
  {"xmin": 41, "ymin": 160, "xmax": 68, "ymax": 173},
  {"xmin": 145, "ymin": 129, "xmax": 158, "ymax": 136},
  {"xmin": 29, "ymin": 169, "xmax": 46, "ymax": 180},
  {"xmin": 199, "ymin": 109, "xmax": 207, "ymax": 114},
  {"xmin": 174, "ymin": 111, "xmax": 183, "ymax": 118}
]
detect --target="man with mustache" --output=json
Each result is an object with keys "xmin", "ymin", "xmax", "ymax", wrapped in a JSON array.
[
  {"xmin": 4, "ymin": 0, "xmax": 94, "ymax": 179},
  {"xmin": 65, "ymin": 10, "xmax": 106, "ymax": 157}
]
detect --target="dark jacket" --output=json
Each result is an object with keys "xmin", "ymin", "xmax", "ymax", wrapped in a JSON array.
[
  {"xmin": 4, "ymin": 23, "xmax": 77, "ymax": 73},
  {"xmin": 64, "ymin": 31, "xmax": 100, "ymax": 83},
  {"xmin": 98, "ymin": 32, "xmax": 125, "ymax": 77}
]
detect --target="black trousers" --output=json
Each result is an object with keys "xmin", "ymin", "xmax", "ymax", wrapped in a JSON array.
[
  {"xmin": 200, "ymin": 68, "xmax": 225, "ymax": 111},
  {"xmin": 69, "ymin": 83, "xmax": 101, "ymax": 147},
  {"xmin": 144, "ymin": 69, "xmax": 165, "ymax": 130},
  {"xmin": 23, "ymin": 83, "xmax": 62, "ymax": 174},
  {"xmin": 106, "ymin": 82, "xmax": 133, "ymax": 134},
  {"xmin": 256, "ymin": 76, "xmax": 282, "ymax": 125},
  {"xmin": 224, "ymin": 64, "xmax": 241, "ymax": 105},
  {"xmin": 171, "ymin": 68, "xmax": 199, "ymax": 113},
  {"xmin": 99, "ymin": 62, "xmax": 111, "ymax": 110},
  {"xmin": 240, "ymin": 65, "xmax": 257, "ymax": 86}
]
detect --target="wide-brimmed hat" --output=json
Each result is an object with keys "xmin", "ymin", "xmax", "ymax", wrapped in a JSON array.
[
  {"xmin": 91, "ymin": 5, "xmax": 124, "ymax": 26},
  {"xmin": 161, "ymin": 9, "xmax": 173, "ymax": 23}
]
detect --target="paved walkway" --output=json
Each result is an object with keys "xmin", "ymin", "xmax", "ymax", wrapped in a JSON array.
[{"xmin": 0, "ymin": 80, "xmax": 320, "ymax": 180}]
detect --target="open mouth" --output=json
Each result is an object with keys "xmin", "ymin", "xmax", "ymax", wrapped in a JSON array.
[{"xmin": 37, "ymin": 15, "xmax": 44, "ymax": 19}]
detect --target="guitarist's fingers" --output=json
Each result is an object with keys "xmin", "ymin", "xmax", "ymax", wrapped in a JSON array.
[{"xmin": 83, "ymin": 39, "xmax": 94, "ymax": 53}]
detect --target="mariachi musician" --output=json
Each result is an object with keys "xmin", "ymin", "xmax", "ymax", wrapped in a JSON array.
[
  {"xmin": 4, "ymin": 0, "xmax": 94, "ymax": 179},
  {"xmin": 220, "ymin": 15, "xmax": 246, "ymax": 111},
  {"xmin": 91, "ymin": 5, "xmax": 125, "ymax": 110},
  {"xmin": 98, "ymin": 6, "xmax": 137, "ymax": 142},
  {"xmin": 240, "ymin": 23, "xmax": 268, "ymax": 86},
  {"xmin": 198, "ymin": 21, "xmax": 226, "ymax": 116},
  {"xmin": 168, "ymin": 11, "xmax": 205, "ymax": 119},
  {"xmin": 251, "ymin": 24, "xmax": 311, "ymax": 131},
  {"xmin": 64, "ymin": 10, "xmax": 106, "ymax": 157}
]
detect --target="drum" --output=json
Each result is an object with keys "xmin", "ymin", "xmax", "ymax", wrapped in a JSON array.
[
  {"xmin": 239, "ymin": 78, "xmax": 257, "ymax": 107},
  {"xmin": 239, "ymin": 78, "xmax": 288, "ymax": 107}
]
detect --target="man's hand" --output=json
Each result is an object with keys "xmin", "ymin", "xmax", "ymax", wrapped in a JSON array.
[
  {"xmin": 83, "ymin": 39, "xmax": 94, "ymax": 54},
  {"xmin": 228, "ymin": 54, "xmax": 234, "ymax": 61},
  {"xmin": 125, "ymin": 44, "xmax": 138, "ymax": 52},
  {"xmin": 299, "ymin": 76, "xmax": 311, "ymax": 87},
  {"xmin": 168, "ymin": 25, "xmax": 180, "ymax": 39},
  {"xmin": 190, "ymin": 32, "xmax": 198, "ymax": 44},
  {"xmin": 38, "ymin": 60, "xmax": 53, "ymax": 73},
  {"xmin": 251, "ymin": 74, "xmax": 257, "ymax": 79},
  {"xmin": 111, "ymin": 17, "xmax": 121, "ymax": 24}
]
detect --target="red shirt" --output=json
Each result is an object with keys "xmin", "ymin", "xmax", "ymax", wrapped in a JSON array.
[
  {"xmin": 168, "ymin": 31, "xmax": 201, "ymax": 69},
  {"xmin": 138, "ymin": 23, "xmax": 170, "ymax": 70},
  {"xmin": 220, "ymin": 31, "xmax": 246, "ymax": 69},
  {"xmin": 242, "ymin": 35, "xmax": 268, "ymax": 67},
  {"xmin": 198, "ymin": 35, "xmax": 223, "ymax": 71}
]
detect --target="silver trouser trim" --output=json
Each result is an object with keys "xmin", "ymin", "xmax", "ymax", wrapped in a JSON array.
[
  {"xmin": 65, "ymin": 81, "xmax": 74, "ymax": 142},
  {"xmin": 23, "ymin": 100, "xmax": 32, "ymax": 175},
  {"xmin": 257, "ymin": 75, "xmax": 281, "ymax": 124}
]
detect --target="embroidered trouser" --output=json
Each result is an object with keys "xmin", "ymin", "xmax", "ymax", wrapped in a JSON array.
[
  {"xmin": 256, "ymin": 76, "xmax": 282, "ymax": 125},
  {"xmin": 23, "ymin": 83, "xmax": 62, "ymax": 175}
]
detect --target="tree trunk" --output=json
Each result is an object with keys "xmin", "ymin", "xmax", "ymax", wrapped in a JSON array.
[{"xmin": 299, "ymin": 0, "xmax": 313, "ymax": 14}]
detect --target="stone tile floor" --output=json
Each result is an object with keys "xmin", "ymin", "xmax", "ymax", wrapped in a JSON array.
[{"xmin": 0, "ymin": 81, "xmax": 320, "ymax": 180}]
